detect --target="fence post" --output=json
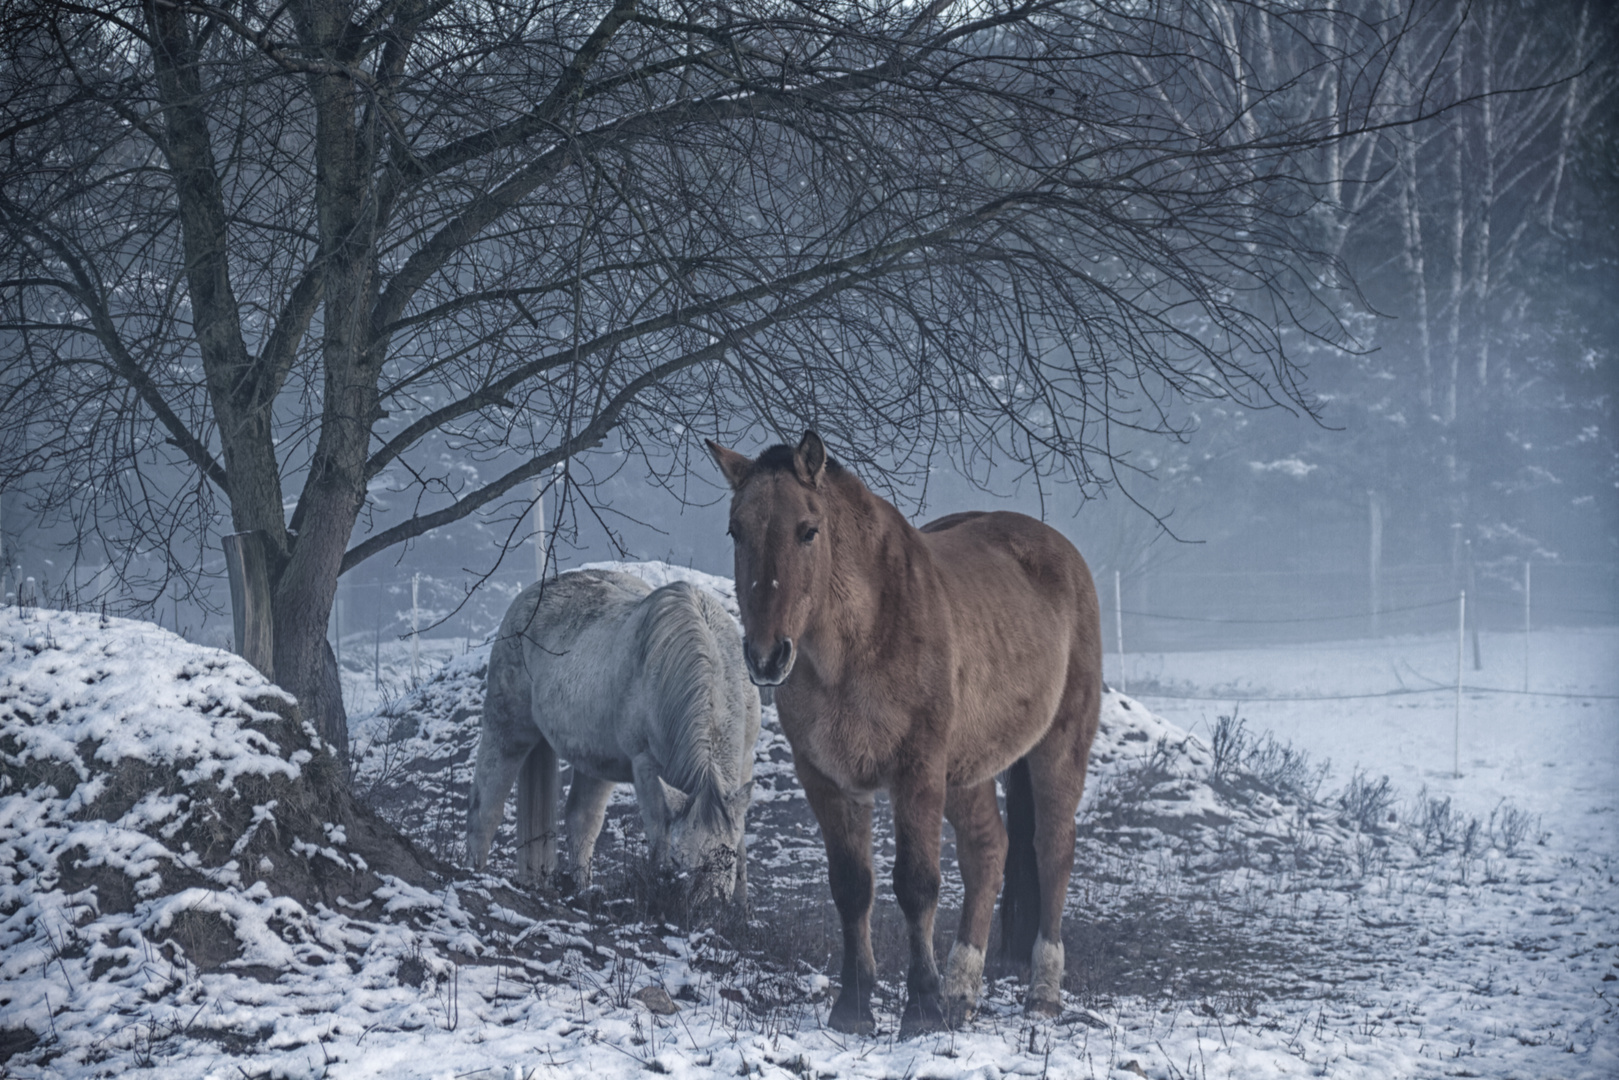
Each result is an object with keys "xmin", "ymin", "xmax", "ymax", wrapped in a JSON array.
[
  {"xmin": 1368, "ymin": 490, "xmax": 1383, "ymax": 637},
  {"xmin": 1466, "ymin": 539, "xmax": 1481, "ymax": 670},
  {"xmin": 411, "ymin": 572, "xmax": 421, "ymax": 683},
  {"xmin": 1523, "ymin": 560, "xmax": 1531, "ymax": 693},
  {"xmin": 1454, "ymin": 590, "xmax": 1465, "ymax": 779},
  {"xmin": 222, "ymin": 531, "xmax": 274, "ymax": 680},
  {"xmin": 1114, "ymin": 569, "xmax": 1126, "ymax": 695},
  {"xmin": 533, "ymin": 477, "xmax": 546, "ymax": 583},
  {"xmin": 373, "ymin": 585, "xmax": 382, "ymax": 691}
]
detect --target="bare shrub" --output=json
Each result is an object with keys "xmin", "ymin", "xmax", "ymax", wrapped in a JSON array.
[
  {"xmin": 1337, "ymin": 770, "xmax": 1396, "ymax": 833},
  {"xmin": 1088, "ymin": 738, "xmax": 1182, "ymax": 828},
  {"xmin": 1407, "ymin": 788, "xmax": 1493, "ymax": 861},
  {"xmin": 1488, "ymin": 801, "xmax": 1540, "ymax": 854},
  {"xmin": 1209, "ymin": 711, "xmax": 1329, "ymax": 804}
]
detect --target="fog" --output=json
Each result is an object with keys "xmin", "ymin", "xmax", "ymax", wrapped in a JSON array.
[{"xmin": 5, "ymin": 351, "xmax": 1613, "ymax": 667}]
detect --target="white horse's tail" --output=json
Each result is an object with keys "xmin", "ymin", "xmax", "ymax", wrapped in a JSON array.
[{"xmin": 467, "ymin": 625, "xmax": 557, "ymax": 877}]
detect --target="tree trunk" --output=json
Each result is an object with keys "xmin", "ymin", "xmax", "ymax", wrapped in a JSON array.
[
  {"xmin": 273, "ymin": 575, "xmax": 350, "ymax": 757},
  {"xmin": 1397, "ymin": 137, "xmax": 1433, "ymax": 410},
  {"xmin": 223, "ymin": 531, "xmax": 275, "ymax": 679},
  {"xmin": 262, "ymin": 0, "xmax": 388, "ymax": 761}
]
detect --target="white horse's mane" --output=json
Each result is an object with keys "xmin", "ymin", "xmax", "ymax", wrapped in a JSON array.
[{"xmin": 637, "ymin": 582, "xmax": 743, "ymax": 830}]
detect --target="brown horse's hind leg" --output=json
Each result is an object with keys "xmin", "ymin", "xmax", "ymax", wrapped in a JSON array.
[
  {"xmin": 942, "ymin": 778, "xmax": 1007, "ymax": 1024},
  {"xmin": 796, "ymin": 759, "xmax": 877, "ymax": 1035},
  {"xmin": 1023, "ymin": 679, "xmax": 1100, "ymax": 1016}
]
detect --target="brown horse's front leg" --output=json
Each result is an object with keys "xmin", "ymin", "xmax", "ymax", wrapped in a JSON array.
[
  {"xmin": 891, "ymin": 771, "xmax": 948, "ymax": 1038},
  {"xmin": 797, "ymin": 760, "xmax": 877, "ymax": 1035}
]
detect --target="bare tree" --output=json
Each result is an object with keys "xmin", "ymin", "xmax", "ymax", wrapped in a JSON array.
[{"xmin": 1, "ymin": 0, "xmax": 1466, "ymax": 754}]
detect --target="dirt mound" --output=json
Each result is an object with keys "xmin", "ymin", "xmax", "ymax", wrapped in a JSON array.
[
  {"xmin": 1081, "ymin": 696, "xmax": 1358, "ymax": 875},
  {"xmin": 0, "ymin": 608, "xmax": 576, "ymax": 1070}
]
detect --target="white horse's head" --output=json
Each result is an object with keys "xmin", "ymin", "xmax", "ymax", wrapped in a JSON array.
[{"xmin": 651, "ymin": 776, "xmax": 753, "ymax": 905}]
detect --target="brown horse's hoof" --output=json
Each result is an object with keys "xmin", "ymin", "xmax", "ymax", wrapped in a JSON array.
[
  {"xmin": 899, "ymin": 994, "xmax": 949, "ymax": 1039},
  {"xmin": 827, "ymin": 997, "xmax": 876, "ymax": 1035},
  {"xmin": 943, "ymin": 997, "xmax": 976, "ymax": 1028},
  {"xmin": 1025, "ymin": 994, "xmax": 1063, "ymax": 1018}
]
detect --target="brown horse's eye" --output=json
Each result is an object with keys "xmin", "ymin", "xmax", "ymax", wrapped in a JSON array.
[{"xmin": 800, "ymin": 526, "xmax": 818, "ymax": 544}]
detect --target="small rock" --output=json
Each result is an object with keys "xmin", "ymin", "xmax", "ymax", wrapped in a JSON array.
[{"xmin": 632, "ymin": 985, "xmax": 680, "ymax": 1015}]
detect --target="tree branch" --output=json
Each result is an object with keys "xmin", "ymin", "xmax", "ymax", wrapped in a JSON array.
[
  {"xmin": 364, "ymin": 191, "xmax": 1032, "ymax": 481},
  {"xmin": 0, "ymin": 207, "xmax": 230, "ymax": 491}
]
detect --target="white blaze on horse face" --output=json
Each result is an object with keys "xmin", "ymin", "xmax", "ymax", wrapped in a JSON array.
[{"xmin": 730, "ymin": 471, "xmax": 826, "ymax": 679}]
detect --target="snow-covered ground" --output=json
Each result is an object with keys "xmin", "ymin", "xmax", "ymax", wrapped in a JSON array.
[
  {"xmin": 3, "ymin": 579, "xmax": 1614, "ymax": 1079},
  {"xmin": 1119, "ymin": 626, "xmax": 1617, "ymax": 839}
]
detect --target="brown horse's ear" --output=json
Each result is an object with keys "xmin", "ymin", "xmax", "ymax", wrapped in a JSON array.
[
  {"xmin": 794, "ymin": 430, "xmax": 827, "ymax": 487},
  {"xmin": 707, "ymin": 439, "xmax": 753, "ymax": 490}
]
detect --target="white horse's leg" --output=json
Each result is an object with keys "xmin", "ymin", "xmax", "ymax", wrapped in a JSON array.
[
  {"xmin": 515, "ymin": 738, "xmax": 560, "ymax": 881},
  {"xmin": 562, "ymin": 771, "xmax": 616, "ymax": 889},
  {"xmin": 631, "ymin": 752, "xmax": 677, "ymax": 866}
]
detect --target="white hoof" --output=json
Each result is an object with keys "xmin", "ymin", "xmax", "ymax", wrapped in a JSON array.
[
  {"xmin": 1027, "ymin": 934, "xmax": 1064, "ymax": 1014},
  {"xmin": 942, "ymin": 942, "xmax": 985, "ymax": 1019}
]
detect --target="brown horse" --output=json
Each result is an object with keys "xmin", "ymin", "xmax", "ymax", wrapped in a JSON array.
[{"xmin": 708, "ymin": 432, "xmax": 1102, "ymax": 1036}]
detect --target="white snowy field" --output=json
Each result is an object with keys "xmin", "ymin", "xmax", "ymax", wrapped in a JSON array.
[
  {"xmin": 1117, "ymin": 626, "xmax": 1618, "ymax": 835},
  {"xmin": 2, "ymin": 586, "xmax": 1615, "ymax": 1080}
]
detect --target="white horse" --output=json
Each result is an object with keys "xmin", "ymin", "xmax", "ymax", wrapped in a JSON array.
[{"xmin": 467, "ymin": 569, "xmax": 759, "ymax": 903}]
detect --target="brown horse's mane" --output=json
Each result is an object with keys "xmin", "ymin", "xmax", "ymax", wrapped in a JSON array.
[{"xmin": 752, "ymin": 442, "xmax": 846, "ymax": 479}]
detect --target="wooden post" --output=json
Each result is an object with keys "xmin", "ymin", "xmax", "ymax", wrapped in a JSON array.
[
  {"xmin": 1522, "ymin": 560, "xmax": 1531, "ymax": 693},
  {"xmin": 223, "ymin": 531, "xmax": 274, "ymax": 680},
  {"xmin": 1454, "ymin": 590, "xmax": 1465, "ymax": 779},
  {"xmin": 533, "ymin": 477, "xmax": 546, "ymax": 583},
  {"xmin": 411, "ymin": 572, "xmax": 421, "ymax": 683},
  {"xmin": 1368, "ymin": 491, "xmax": 1383, "ymax": 637},
  {"xmin": 1114, "ymin": 569, "xmax": 1126, "ymax": 695},
  {"xmin": 331, "ymin": 579, "xmax": 343, "ymax": 674}
]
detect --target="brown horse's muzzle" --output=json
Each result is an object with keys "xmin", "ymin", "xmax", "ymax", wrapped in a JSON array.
[{"xmin": 744, "ymin": 636, "xmax": 795, "ymax": 686}]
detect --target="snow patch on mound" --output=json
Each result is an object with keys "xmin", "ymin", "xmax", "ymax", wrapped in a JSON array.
[
  {"xmin": 0, "ymin": 609, "xmax": 300, "ymax": 784},
  {"xmin": 0, "ymin": 607, "xmax": 521, "ymax": 1073}
]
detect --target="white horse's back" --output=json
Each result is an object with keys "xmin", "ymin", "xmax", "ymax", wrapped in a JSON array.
[{"xmin": 498, "ymin": 570, "xmax": 652, "ymax": 782}]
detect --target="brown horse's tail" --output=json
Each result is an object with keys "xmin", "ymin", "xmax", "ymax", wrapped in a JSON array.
[{"xmin": 998, "ymin": 756, "xmax": 1041, "ymax": 964}]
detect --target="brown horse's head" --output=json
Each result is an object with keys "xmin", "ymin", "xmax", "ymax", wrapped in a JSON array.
[{"xmin": 707, "ymin": 431, "xmax": 836, "ymax": 686}]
